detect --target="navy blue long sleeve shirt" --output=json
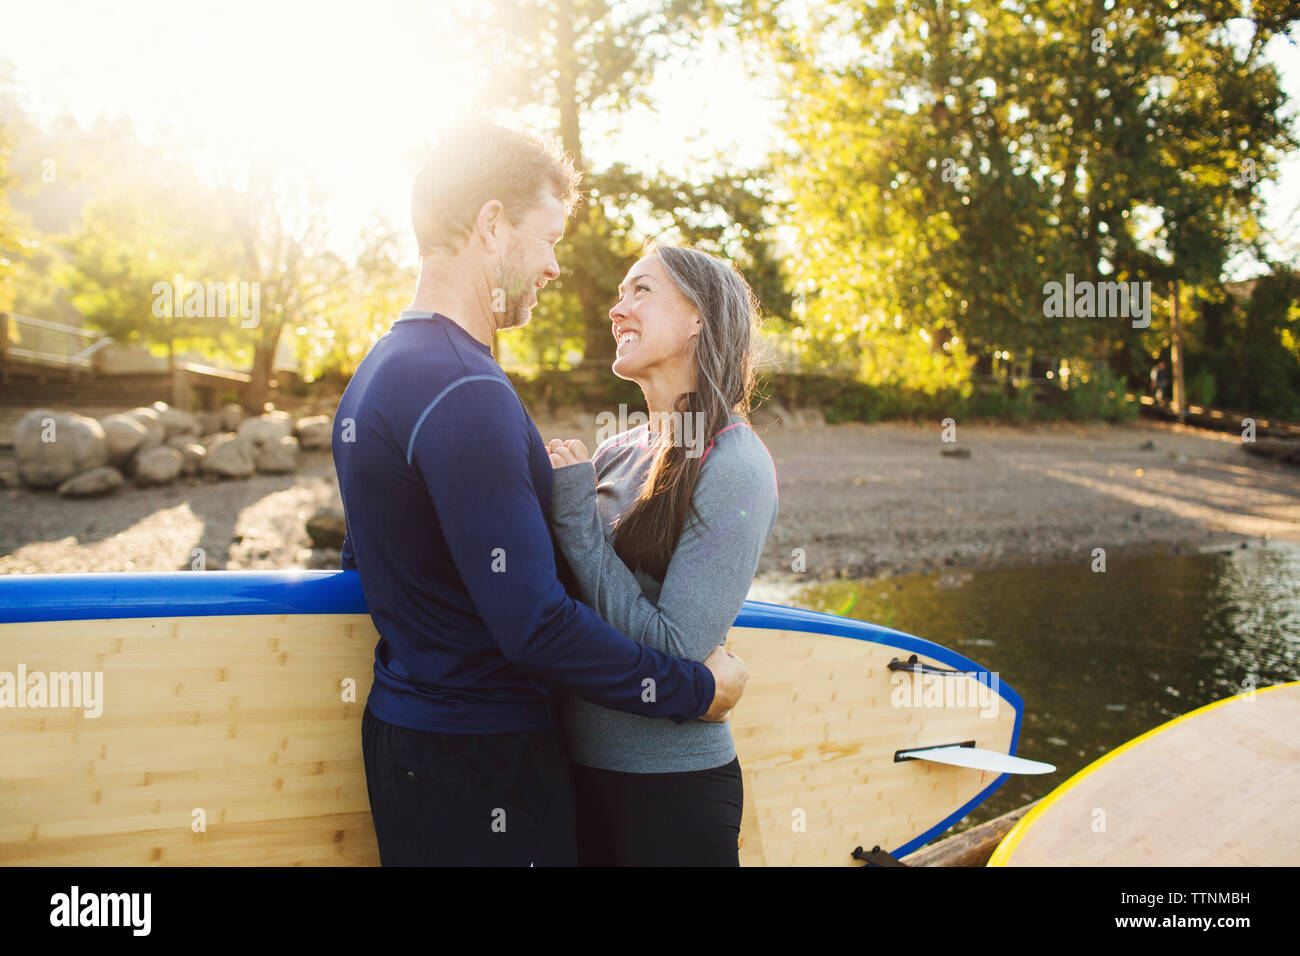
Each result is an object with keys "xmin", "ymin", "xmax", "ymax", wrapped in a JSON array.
[{"xmin": 333, "ymin": 310, "xmax": 716, "ymax": 734}]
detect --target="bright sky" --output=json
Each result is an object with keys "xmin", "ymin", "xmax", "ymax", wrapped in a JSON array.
[{"xmin": 0, "ymin": 0, "xmax": 1295, "ymax": 275}]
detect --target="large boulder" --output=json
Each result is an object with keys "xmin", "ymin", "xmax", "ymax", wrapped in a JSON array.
[
  {"xmin": 307, "ymin": 508, "xmax": 347, "ymax": 549},
  {"xmin": 134, "ymin": 446, "xmax": 184, "ymax": 486},
  {"xmin": 150, "ymin": 401, "xmax": 200, "ymax": 440},
  {"xmin": 254, "ymin": 435, "xmax": 299, "ymax": 474},
  {"xmin": 264, "ymin": 408, "xmax": 295, "ymax": 429},
  {"xmin": 194, "ymin": 410, "xmax": 224, "ymax": 435},
  {"xmin": 238, "ymin": 412, "xmax": 295, "ymax": 449},
  {"xmin": 294, "ymin": 415, "xmax": 333, "ymax": 450},
  {"xmin": 14, "ymin": 409, "xmax": 109, "ymax": 489},
  {"xmin": 121, "ymin": 407, "xmax": 166, "ymax": 451},
  {"xmin": 57, "ymin": 465, "xmax": 124, "ymax": 498},
  {"xmin": 790, "ymin": 407, "xmax": 825, "ymax": 428},
  {"xmin": 220, "ymin": 403, "xmax": 245, "ymax": 432},
  {"xmin": 201, "ymin": 434, "xmax": 256, "ymax": 478},
  {"xmin": 166, "ymin": 435, "xmax": 207, "ymax": 476},
  {"xmin": 98, "ymin": 413, "xmax": 149, "ymax": 468}
]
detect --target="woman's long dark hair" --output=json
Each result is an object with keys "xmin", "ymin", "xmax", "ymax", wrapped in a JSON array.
[{"xmin": 612, "ymin": 241, "xmax": 762, "ymax": 581}]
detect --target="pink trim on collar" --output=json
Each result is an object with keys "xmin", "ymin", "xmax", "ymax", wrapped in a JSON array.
[{"xmin": 700, "ymin": 421, "xmax": 748, "ymax": 464}]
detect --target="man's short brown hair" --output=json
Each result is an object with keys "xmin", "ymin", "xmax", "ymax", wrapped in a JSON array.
[{"xmin": 411, "ymin": 122, "xmax": 583, "ymax": 257}]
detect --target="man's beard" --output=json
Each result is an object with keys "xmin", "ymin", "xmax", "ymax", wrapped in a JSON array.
[{"xmin": 496, "ymin": 243, "xmax": 534, "ymax": 331}]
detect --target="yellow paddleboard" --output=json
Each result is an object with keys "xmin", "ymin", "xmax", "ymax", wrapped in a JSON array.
[{"xmin": 989, "ymin": 682, "xmax": 1300, "ymax": 866}]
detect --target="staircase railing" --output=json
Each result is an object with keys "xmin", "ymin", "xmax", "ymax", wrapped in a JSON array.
[{"xmin": 0, "ymin": 312, "xmax": 111, "ymax": 381}]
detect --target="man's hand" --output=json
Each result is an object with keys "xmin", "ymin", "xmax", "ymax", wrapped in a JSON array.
[
  {"xmin": 699, "ymin": 644, "xmax": 748, "ymax": 721},
  {"xmin": 548, "ymin": 438, "xmax": 590, "ymax": 469}
]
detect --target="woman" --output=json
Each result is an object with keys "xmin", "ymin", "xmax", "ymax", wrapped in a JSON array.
[{"xmin": 545, "ymin": 240, "xmax": 779, "ymax": 866}]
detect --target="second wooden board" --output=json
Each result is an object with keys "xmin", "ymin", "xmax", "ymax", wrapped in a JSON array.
[{"xmin": 988, "ymin": 682, "xmax": 1300, "ymax": 866}]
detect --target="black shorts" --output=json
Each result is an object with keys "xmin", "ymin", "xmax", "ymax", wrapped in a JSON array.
[
  {"xmin": 572, "ymin": 757, "xmax": 743, "ymax": 866},
  {"xmin": 360, "ymin": 705, "xmax": 578, "ymax": 866}
]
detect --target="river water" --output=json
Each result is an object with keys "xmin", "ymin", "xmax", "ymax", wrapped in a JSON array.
[{"xmin": 749, "ymin": 540, "xmax": 1300, "ymax": 834}]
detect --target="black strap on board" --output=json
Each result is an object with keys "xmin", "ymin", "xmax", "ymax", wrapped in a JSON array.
[
  {"xmin": 887, "ymin": 654, "xmax": 982, "ymax": 678},
  {"xmin": 852, "ymin": 845, "xmax": 909, "ymax": 867}
]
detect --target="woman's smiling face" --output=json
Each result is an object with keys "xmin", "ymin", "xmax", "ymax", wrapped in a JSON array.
[{"xmin": 609, "ymin": 254, "xmax": 701, "ymax": 383}]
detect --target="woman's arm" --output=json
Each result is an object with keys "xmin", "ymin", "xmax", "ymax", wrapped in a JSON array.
[{"xmin": 549, "ymin": 434, "xmax": 778, "ymax": 662}]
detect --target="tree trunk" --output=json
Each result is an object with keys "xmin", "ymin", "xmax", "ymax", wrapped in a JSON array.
[
  {"xmin": 1169, "ymin": 280, "xmax": 1186, "ymax": 421},
  {"xmin": 553, "ymin": 0, "xmax": 615, "ymax": 368},
  {"xmin": 555, "ymin": 2, "xmax": 584, "ymax": 178},
  {"xmin": 246, "ymin": 327, "xmax": 281, "ymax": 414},
  {"xmin": 579, "ymin": 278, "xmax": 616, "ymax": 368}
]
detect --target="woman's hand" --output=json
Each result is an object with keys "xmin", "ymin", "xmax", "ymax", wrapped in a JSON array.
[{"xmin": 547, "ymin": 438, "xmax": 590, "ymax": 469}]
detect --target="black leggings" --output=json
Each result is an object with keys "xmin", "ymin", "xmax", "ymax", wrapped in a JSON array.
[{"xmin": 572, "ymin": 757, "xmax": 743, "ymax": 866}]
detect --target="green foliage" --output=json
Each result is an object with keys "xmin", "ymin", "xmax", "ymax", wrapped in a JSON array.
[
  {"xmin": 755, "ymin": 373, "xmax": 970, "ymax": 423},
  {"xmin": 1232, "ymin": 271, "xmax": 1300, "ymax": 418},
  {"xmin": 745, "ymin": 367, "xmax": 1138, "ymax": 425},
  {"xmin": 507, "ymin": 194, "xmax": 640, "ymax": 371},
  {"xmin": 1186, "ymin": 367, "xmax": 1217, "ymax": 407},
  {"xmin": 60, "ymin": 186, "xmax": 219, "ymax": 349},
  {"xmin": 5, "ymin": 2, "xmax": 1297, "ymax": 427},
  {"xmin": 1184, "ymin": 270, "xmax": 1300, "ymax": 418},
  {"xmin": 455, "ymin": 1, "xmax": 792, "ymax": 367},
  {"xmin": 291, "ymin": 216, "xmax": 414, "ymax": 382},
  {"xmin": 1061, "ymin": 365, "xmax": 1139, "ymax": 423},
  {"xmin": 962, "ymin": 385, "xmax": 1015, "ymax": 422},
  {"xmin": 8, "ymin": 98, "xmax": 409, "ymax": 398},
  {"xmin": 508, "ymin": 366, "xmax": 645, "ymax": 414},
  {"xmin": 745, "ymin": 0, "xmax": 1298, "ymax": 395}
]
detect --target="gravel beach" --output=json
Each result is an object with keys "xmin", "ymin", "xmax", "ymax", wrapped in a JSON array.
[{"xmin": 2, "ymin": 417, "xmax": 1296, "ymax": 580}]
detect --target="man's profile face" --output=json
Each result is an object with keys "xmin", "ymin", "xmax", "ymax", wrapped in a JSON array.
[{"xmin": 494, "ymin": 190, "xmax": 565, "ymax": 332}]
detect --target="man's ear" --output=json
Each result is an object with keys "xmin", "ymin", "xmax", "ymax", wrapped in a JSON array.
[{"xmin": 475, "ymin": 199, "xmax": 506, "ymax": 253}]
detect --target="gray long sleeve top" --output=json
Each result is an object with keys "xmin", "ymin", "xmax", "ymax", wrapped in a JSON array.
[{"xmin": 548, "ymin": 412, "xmax": 779, "ymax": 772}]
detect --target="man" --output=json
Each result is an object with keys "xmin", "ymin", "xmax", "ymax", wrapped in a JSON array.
[
  {"xmin": 333, "ymin": 121, "xmax": 749, "ymax": 866},
  {"xmin": 1150, "ymin": 359, "xmax": 1168, "ymax": 404}
]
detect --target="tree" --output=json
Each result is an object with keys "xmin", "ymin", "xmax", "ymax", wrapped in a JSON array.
[
  {"xmin": 293, "ymin": 216, "xmax": 415, "ymax": 382},
  {"xmin": 735, "ymin": 0, "xmax": 1299, "ymax": 386},
  {"xmin": 59, "ymin": 169, "xmax": 232, "ymax": 354},
  {"xmin": 216, "ymin": 168, "xmax": 340, "ymax": 410},
  {"xmin": 454, "ymin": 0, "xmax": 791, "ymax": 369}
]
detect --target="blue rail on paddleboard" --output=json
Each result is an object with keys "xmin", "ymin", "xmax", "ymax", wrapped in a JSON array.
[{"xmin": 0, "ymin": 570, "xmax": 1022, "ymax": 860}]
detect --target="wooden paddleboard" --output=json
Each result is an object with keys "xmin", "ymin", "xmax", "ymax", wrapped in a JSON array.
[
  {"xmin": 988, "ymin": 682, "xmax": 1300, "ymax": 866},
  {"xmin": 0, "ymin": 572, "xmax": 1023, "ymax": 866}
]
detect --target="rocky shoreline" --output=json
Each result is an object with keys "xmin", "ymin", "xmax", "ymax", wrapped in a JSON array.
[
  {"xmin": 2, "ymin": 414, "xmax": 1297, "ymax": 583},
  {"xmin": 5, "ymin": 402, "xmax": 335, "ymax": 497}
]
